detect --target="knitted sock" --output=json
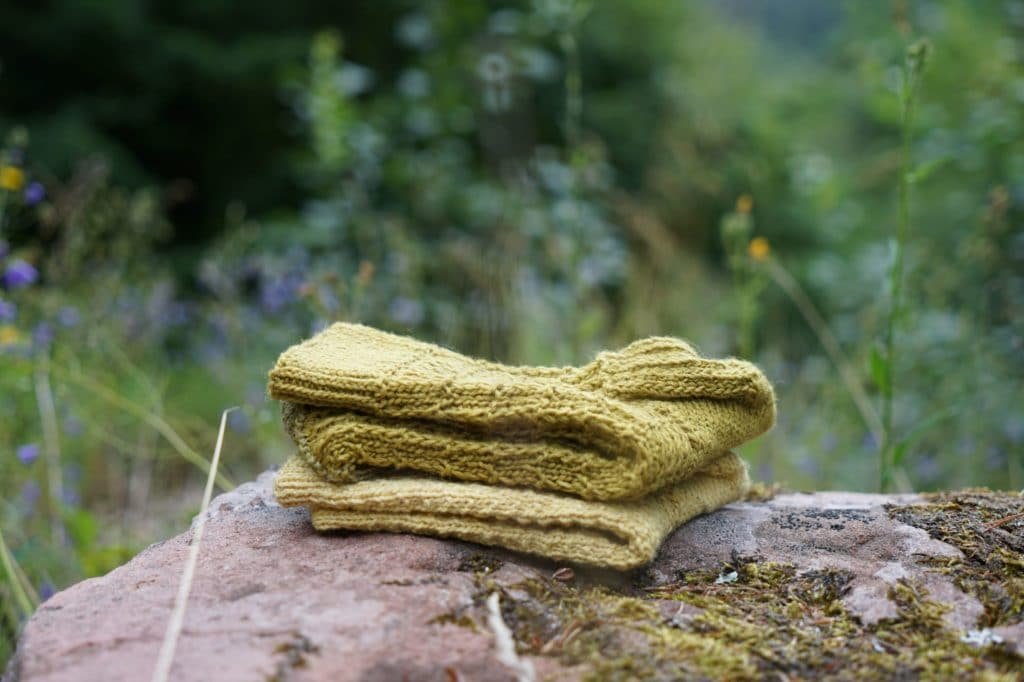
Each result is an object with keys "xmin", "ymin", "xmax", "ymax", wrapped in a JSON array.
[
  {"xmin": 273, "ymin": 451, "xmax": 750, "ymax": 570},
  {"xmin": 270, "ymin": 323, "xmax": 775, "ymax": 501}
]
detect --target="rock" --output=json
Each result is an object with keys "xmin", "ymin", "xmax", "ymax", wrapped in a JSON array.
[
  {"xmin": 5, "ymin": 474, "xmax": 1022, "ymax": 681},
  {"xmin": 647, "ymin": 492, "xmax": 980, "ymax": 628}
]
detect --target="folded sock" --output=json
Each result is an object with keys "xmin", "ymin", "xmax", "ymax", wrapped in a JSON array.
[
  {"xmin": 273, "ymin": 452, "xmax": 750, "ymax": 570},
  {"xmin": 270, "ymin": 323, "xmax": 775, "ymax": 500}
]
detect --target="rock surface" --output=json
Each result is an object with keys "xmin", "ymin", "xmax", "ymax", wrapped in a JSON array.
[{"xmin": 5, "ymin": 472, "xmax": 1022, "ymax": 681}]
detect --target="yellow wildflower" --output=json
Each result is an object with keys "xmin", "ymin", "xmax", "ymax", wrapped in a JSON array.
[
  {"xmin": 736, "ymin": 194, "xmax": 754, "ymax": 215},
  {"xmin": 0, "ymin": 325, "xmax": 22, "ymax": 346},
  {"xmin": 748, "ymin": 237, "xmax": 770, "ymax": 261},
  {"xmin": 0, "ymin": 165, "xmax": 25, "ymax": 192}
]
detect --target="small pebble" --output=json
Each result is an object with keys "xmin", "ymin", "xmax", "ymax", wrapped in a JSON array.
[{"xmin": 552, "ymin": 567, "xmax": 575, "ymax": 582}]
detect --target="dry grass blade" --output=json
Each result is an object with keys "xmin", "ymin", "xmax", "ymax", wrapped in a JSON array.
[
  {"xmin": 764, "ymin": 257, "xmax": 883, "ymax": 445},
  {"xmin": 486, "ymin": 592, "xmax": 535, "ymax": 682},
  {"xmin": 983, "ymin": 511, "xmax": 1024, "ymax": 531},
  {"xmin": 53, "ymin": 364, "xmax": 235, "ymax": 491},
  {"xmin": 150, "ymin": 407, "xmax": 237, "ymax": 682}
]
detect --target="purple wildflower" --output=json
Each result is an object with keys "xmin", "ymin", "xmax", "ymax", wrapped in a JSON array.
[
  {"xmin": 33, "ymin": 321, "xmax": 54, "ymax": 349},
  {"xmin": 0, "ymin": 299, "xmax": 15, "ymax": 321},
  {"xmin": 20, "ymin": 480, "xmax": 40, "ymax": 511},
  {"xmin": 3, "ymin": 259, "xmax": 38, "ymax": 289},
  {"xmin": 23, "ymin": 181, "xmax": 45, "ymax": 206},
  {"xmin": 57, "ymin": 306, "xmax": 80, "ymax": 327},
  {"xmin": 165, "ymin": 301, "xmax": 191, "ymax": 326},
  {"xmin": 61, "ymin": 485, "xmax": 80, "ymax": 507},
  {"xmin": 227, "ymin": 409, "xmax": 251, "ymax": 435},
  {"xmin": 63, "ymin": 414, "xmax": 84, "ymax": 437},
  {"xmin": 17, "ymin": 443, "xmax": 40, "ymax": 465},
  {"xmin": 914, "ymin": 454, "xmax": 941, "ymax": 482},
  {"xmin": 259, "ymin": 276, "xmax": 299, "ymax": 313},
  {"xmin": 39, "ymin": 582, "xmax": 55, "ymax": 601},
  {"xmin": 388, "ymin": 296, "xmax": 425, "ymax": 326}
]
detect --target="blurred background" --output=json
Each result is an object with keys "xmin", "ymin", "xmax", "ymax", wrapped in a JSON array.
[{"xmin": 1, "ymin": 0, "xmax": 1022, "ymax": 661}]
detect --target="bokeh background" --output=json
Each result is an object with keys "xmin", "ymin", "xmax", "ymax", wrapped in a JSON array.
[{"xmin": 1, "ymin": 0, "xmax": 1022, "ymax": 662}]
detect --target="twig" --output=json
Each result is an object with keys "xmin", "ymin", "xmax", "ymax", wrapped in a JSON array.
[
  {"xmin": 486, "ymin": 592, "xmax": 535, "ymax": 682},
  {"xmin": 150, "ymin": 407, "xmax": 237, "ymax": 682},
  {"xmin": 540, "ymin": 619, "xmax": 585, "ymax": 654},
  {"xmin": 983, "ymin": 511, "xmax": 1024, "ymax": 531}
]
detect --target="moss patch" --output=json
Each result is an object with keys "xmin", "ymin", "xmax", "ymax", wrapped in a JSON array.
[
  {"xmin": 889, "ymin": 489, "xmax": 1024, "ymax": 627},
  {"xmin": 425, "ymin": 491, "xmax": 1024, "ymax": 679},
  {"xmin": 438, "ymin": 550, "xmax": 1020, "ymax": 680},
  {"xmin": 267, "ymin": 633, "xmax": 319, "ymax": 682},
  {"xmin": 742, "ymin": 481, "xmax": 783, "ymax": 502}
]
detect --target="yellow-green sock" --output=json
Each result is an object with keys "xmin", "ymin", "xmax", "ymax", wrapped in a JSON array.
[
  {"xmin": 270, "ymin": 323, "xmax": 775, "ymax": 500},
  {"xmin": 273, "ymin": 451, "xmax": 750, "ymax": 570}
]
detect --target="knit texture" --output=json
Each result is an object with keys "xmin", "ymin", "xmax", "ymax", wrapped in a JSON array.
[
  {"xmin": 273, "ymin": 452, "xmax": 750, "ymax": 570},
  {"xmin": 270, "ymin": 323, "xmax": 775, "ymax": 501}
]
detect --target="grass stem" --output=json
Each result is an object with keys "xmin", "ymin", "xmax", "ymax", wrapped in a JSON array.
[
  {"xmin": 150, "ymin": 407, "xmax": 237, "ymax": 682},
  {"xmin": 0, "ymin": 528, "xmax": 37, "ymax": 618},
  {"xmin": 52, "ymin": 364, "xmax": 235, "ymax": 491},
  {"xmin": 764, "ymin": 257, "xmax": 883, "ymax": 444},
  {"xmin": 33, "ymin": 356, "xmax": 66, "ymax": 545},
  {"xmin": 881, "ymin": 41, "xmax": 927, "ymax": 492}
]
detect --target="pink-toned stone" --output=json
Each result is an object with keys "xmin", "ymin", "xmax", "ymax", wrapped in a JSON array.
[
  {"xmin": 647, "ymin": 492, "xmax": 980, "ymax": 628},
  {"xmin": 3, "ymin": 474, "xmax": 992, "ymax": 681}
]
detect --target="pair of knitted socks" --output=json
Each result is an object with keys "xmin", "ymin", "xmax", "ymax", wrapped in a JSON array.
[{"xmin": 271, "ymin": 323, "xmax": 775, "ymax": 569}]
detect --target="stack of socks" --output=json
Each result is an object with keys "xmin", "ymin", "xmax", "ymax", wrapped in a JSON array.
[{"xmin": 271, "ymin": 323, "xmax": 775, "ymax": 570}]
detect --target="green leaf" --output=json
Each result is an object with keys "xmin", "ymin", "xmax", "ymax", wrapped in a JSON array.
[
  {"xmin": 62, "ymin": 508, "xmax": 98, "ymax": 550},
  {"xmin": 896, "ymin": 408, "xmax": 959, "ymax": 450},
  {"xmin": 892, "ymin": 441, "xmax": 910, "ymax": 467},
  {"xmin": 869, "ymin": 345, "xmax": 889, "ymax": 392},
  {"xmin": 890, "ymin": 408, "xmax": 960, "ymax": 470},
  {"xmin": 906, "ymin": 156, "xmax": 950, "ymax": 185}
]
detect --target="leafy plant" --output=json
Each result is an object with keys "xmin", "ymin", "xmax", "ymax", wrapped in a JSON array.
[{"xmin": 878, "ymin": 38, "xmax": 931, "ymax": 493}]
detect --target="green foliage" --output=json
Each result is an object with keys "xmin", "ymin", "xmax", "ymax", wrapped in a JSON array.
[
  {"xmin": 879, "ymin": 37, "xmax": 931, "ymax": 493},
  {"xmin": 2, "ymin": 0, "xmax": 1023, "ymax": 668}
]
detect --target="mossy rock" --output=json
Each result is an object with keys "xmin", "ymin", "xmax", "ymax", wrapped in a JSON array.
[{"xmin": 5, "ymin": 472, "xmax": 1022, "ymax": 681}]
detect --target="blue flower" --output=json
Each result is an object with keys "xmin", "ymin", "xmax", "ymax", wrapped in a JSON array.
[
  {"xmin": 61, "ymin": 485, "xmax": 80, "ymax": 507},
  {"xmin": 63, "ymin": 414, "xmax": 85, "ymax": 437},
  {"xmin": 17, "ymin": 443, "xmax": 40, "ymax": 465},
  {"xmin": 57, "ymin": 306, "xmax": 80, "ymax": 327},
  {"xmin": 228, "ymin": 409, "xmax": 251, "ymax": 435},
  {"xmin": 19, "ymin": 480, "xmax": 40, "ymax": 516},
  {"xmin": 4, "ymin": 260, "xmax": 38, "ymax": 289},
  {"xmin": 259, "ymin": 277, "xmax": 296, "ymax": 313},
  {"xmin": 33, "ymin": 321, "xmax": 54, "ymax": 349},
  {"xmin": 0, "ymin": 299, "xmax": 15, "ymax": 321},
  {"xmin": 23, "ymin": 181, "xmax": 45, "ymax": 206},
  {"xmin": 39, "ymin": 582, "xmax": 55, "ymax": 601},
  {"xmin": 388, "ymin": 296, "xmax": 425, "ymax": 326}
]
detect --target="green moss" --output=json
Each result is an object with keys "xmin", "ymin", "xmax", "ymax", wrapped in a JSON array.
[
  {"xmin": 266, "ymin": 633, "xmax": 319, "ymax": 682},
  {"xmin": 427, "ymin": 612, "xmax": 479, "ymax": 631},
  {"xmin": 743, "ymin": 481, "xmax": 784, "ymax": 502},
  {"xmin": 889, "ymin": 489, "xmax": 1024, "ymax": 627},
  {"xmin": 471, "ymin": 555, "xmax": 1021, "ymax": 680},
  {"xmin": 456, "ymin": 553, "xmax": 504, "ymax": 575},
  {"xmin": 426, "ymin": 495, "xmax": 1024, "ymax": 678}
]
